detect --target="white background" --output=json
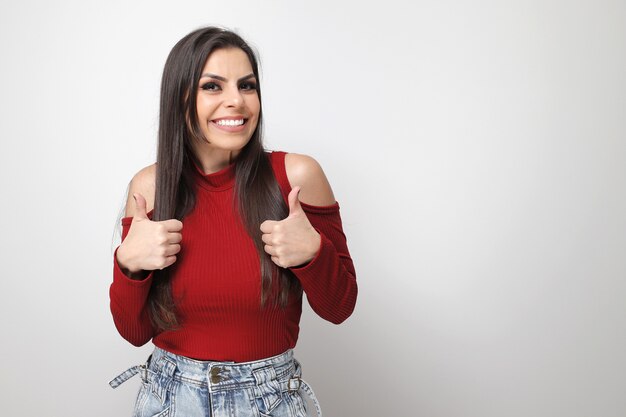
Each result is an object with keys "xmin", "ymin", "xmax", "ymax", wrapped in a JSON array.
[{"xmin": 1, "ymin": 1, "xmax": 625, "ymax": 416}]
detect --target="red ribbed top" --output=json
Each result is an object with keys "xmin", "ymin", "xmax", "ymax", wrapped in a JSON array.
[{"xmin": 109, "ymin": 150, "xmax": 357, "ymax": 362}]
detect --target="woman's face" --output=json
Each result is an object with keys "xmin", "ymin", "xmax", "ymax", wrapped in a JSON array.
[{"xmin": 194, "ymin": 47, "xmax": 260, "ymax": 154}]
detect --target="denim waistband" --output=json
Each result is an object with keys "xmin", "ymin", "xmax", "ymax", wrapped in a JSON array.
[
  {"xmin": 146, "ymin": 346, "xmax": 297, "ymax": 391},
  {"xmin": 109, "ymin": 346, "xmax": 324, "ymax": 416}
]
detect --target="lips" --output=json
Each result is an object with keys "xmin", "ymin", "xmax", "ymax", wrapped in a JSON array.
[
  {"xmin": 213, "ymin": 119, "xmax": 245, "ymax": 126},
  {"xmin": 211, "ymin": 116, "xmax": 247, "ymax": 121},
  {"xmin": 210, "ymin": 116, "xmax": 248, "ymax": 131}
]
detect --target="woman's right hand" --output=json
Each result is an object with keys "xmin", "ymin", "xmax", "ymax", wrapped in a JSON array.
[{"xmin": 116, "ymin": 192, "xmax": 183, "ymax": 274}]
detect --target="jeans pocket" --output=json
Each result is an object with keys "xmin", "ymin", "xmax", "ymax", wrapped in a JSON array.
[
  {"xmin": 132, "ymin": 380, "xmax": 150, "ymax": 417},
  {"xmin": 133, "ymin": 359, "xmax": 177, "ymax": 417},
  {"xmin": 250, "ymin": 387, "xmax": 284, "ymax": 416},
  {"xmin": 133, "ymin": 375, "xmax": 175, "ymax": 417},
  {"xmin": 285, "ymin": 389, "xmax": 308, "ymax": 417},
  {"xmin": 251, "ymin": 388, "xmax": 307, "ymax": 417}
]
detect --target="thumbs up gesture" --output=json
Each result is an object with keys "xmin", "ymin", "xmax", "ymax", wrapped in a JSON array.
[
  {"xmin": 260, "ymin": 186, "xmax": 321, "ymax": 268},
  {"xmin": 116, "ymin": 192, "xmax": 184, "ymax": 274}
]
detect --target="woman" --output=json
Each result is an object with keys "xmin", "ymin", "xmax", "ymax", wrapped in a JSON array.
[{"xmin": 109, "ymin": 26, "xmax": 357, "ymax": 417}]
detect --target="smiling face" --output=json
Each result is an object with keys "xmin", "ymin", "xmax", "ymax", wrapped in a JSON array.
[{"xmin": 192, "ymin": 47, "xmax": 260, "ymax": 160}]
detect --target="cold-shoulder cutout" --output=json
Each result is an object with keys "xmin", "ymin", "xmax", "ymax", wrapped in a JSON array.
[
  {"xmin": 269, "ymin": 151, "xmax": 338, "ymax": 210},
  {"xmin": 124, "ymin": 164, "xmax": 156, "ymax": 219}
]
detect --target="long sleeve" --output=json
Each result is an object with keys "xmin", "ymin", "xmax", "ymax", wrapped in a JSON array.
[
  {"xmin": 109, "ymin": 217, "xmax": 155, "ymax": 346},
  {"xmin": 288, "ymin": 201, "xmax": 358, "ymax": 324}
]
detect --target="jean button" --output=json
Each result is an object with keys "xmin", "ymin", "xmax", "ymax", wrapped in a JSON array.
[{"xmin": 210, "ymin": 366, "xmax": 222, "ymax": 384}]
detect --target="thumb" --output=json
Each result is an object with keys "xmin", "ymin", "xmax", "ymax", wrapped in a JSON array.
[
  {"xmin": 288, "ymin": 186, "xmax": 304, "ymax": 216},
  {"xmin": 132, "ymin": 192, "xmax": 149, "ymax": 220}
]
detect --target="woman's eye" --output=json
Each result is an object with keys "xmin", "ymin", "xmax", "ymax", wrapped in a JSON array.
[
  {"xmin": 239, "ymin": 82, "xmax": 257, "ymax": 91},
  {"xmin": 201, "ymin": 82, "xmax": 220, "ymax": 91}
]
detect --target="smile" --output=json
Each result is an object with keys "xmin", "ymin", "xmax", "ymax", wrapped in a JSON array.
[
  {"xmin": 214, "ymin": 118, "xmax": 245, "ymax": 126},
  {"xmin": 210, "ymin": 118, "xmax": 248, "ymax": 132}
]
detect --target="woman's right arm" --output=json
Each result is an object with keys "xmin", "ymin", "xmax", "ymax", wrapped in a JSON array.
[
  {"xmin": 110, "ymin": 244, "xmax": 156, "ymax": 346},
  {"xmin": 109, "ymin": 166, "xmax": 157, "ymax": 347}
]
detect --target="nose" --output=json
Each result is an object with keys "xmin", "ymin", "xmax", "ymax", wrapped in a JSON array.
[{"xmin": 223, "ymin": 85, "xmax": 243, "ymax": 108}]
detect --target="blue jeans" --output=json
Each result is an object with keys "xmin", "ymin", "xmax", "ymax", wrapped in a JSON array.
[{"xmin": 110, "ymin": 346, "xmax": 322, "ymax": 417}]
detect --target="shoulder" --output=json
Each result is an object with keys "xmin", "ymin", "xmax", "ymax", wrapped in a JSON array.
[
  {"xmin": 124, "ymin": 163, "xmax": 156, "ymax": 217},
  {"xmin": 284, "ymin": 152, "xmax": 336, "ymax": 206}
]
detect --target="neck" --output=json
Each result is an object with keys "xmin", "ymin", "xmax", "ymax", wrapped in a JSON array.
[{"xmin": 191, "ymin": 145, "xmax": 241, "ymax": 174}]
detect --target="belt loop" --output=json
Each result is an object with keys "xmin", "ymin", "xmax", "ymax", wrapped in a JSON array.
[
  {"xmin": 109, "ymin": 364, "xmax": 142, "ymax": 389},
  {"xmin": 140, "ymin": 353, "xmax": 152, "ymax": 383},
  {"xmin": 109, "ymin": 352, "xmax": 155, "ymax": 389},
  {"xmin": 252, "ymin": 365, "xmax": 281, "ymax": 413}
]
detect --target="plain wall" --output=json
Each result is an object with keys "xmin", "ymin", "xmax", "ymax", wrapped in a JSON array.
[{"xmin": 0, "ymin": 0, "xmax": 625, "ymax": 416}]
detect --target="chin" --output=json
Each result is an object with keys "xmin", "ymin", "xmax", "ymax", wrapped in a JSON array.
[{"xmin": 211, "ymin": 139, "xmax": 252, "ymax": 152}]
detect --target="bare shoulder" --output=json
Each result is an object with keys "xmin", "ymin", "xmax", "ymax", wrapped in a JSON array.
[
  {"xmin": 284, "ymin": 152, "xmax": 336, "ymax": 206},
  {"xmin": 124, "ymin": 163, "xmax": 156, "ymax": 217}
]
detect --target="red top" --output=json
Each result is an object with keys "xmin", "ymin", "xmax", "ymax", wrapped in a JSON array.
[{"xmin": 109, "ymin": 150, "xmax": 357, "ymax": 362}]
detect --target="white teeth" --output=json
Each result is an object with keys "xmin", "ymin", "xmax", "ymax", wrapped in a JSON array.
[{"xmin": 215, "ymin": 119, "xmax": 244, "ymax": 126}]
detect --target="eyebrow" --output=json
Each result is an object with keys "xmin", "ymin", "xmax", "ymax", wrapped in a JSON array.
[{"xmin": 200, "ymin": 73, "xmax": 256, "ymax": 82}]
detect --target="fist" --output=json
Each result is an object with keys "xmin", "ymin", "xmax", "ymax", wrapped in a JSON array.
[
  {"xmin": 259, "ymin": 186, "xmax": 321, "ymax": 268},
  {"xmin": 117, "ymin": 192, "xmax": 183, "ymax": 273}
]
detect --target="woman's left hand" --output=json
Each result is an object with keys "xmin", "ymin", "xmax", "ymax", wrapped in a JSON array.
[{"xmin": 260, "ymin": 186, "xmax": 321, "ymax": 268}]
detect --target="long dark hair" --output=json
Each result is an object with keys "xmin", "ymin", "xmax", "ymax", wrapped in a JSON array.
[{"xmin": 148, "ymin": 26, "xmax": 300, "ymax": 331}]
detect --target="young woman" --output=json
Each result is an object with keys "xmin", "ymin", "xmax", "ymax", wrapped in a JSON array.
[{"xmin": 108, "ymin": 26, "xmax": 358, "ymax": 417}]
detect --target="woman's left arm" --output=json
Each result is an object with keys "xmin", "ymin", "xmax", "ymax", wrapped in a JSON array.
[
  {"xmin": 290, "ymin": 199, "xmax": 358, "ymax": 324},
  {"xmin": 269, "ymin": 153, "xmax": 358, "ymax": 324}
]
